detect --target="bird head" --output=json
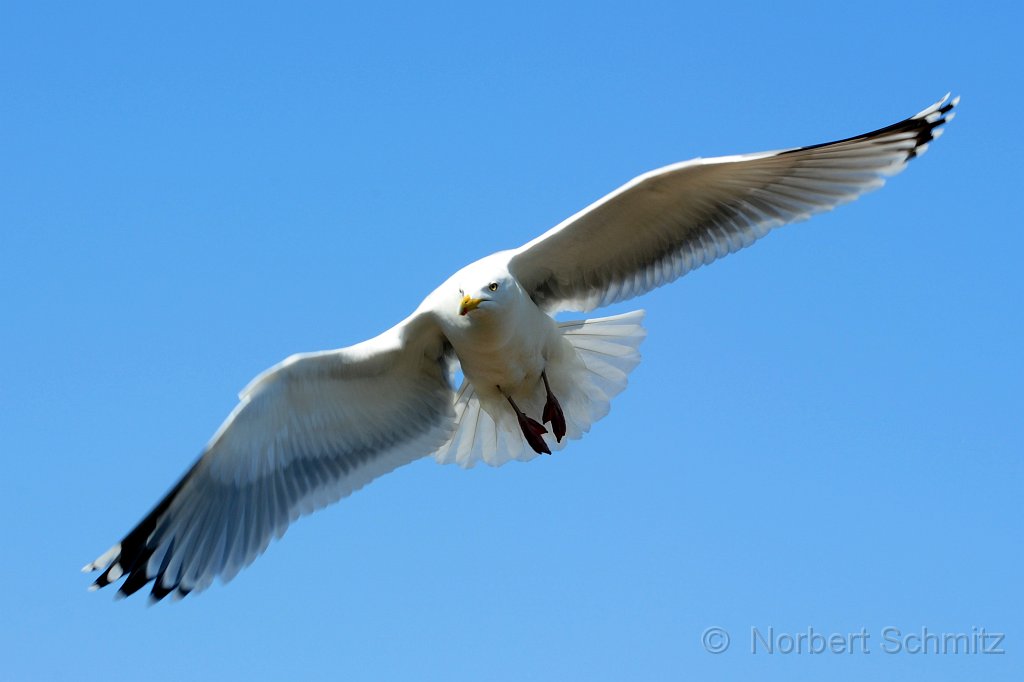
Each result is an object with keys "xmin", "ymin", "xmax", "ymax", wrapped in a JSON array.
[{"xmin": 458, "ymin": 275, "xmax": 511, "ymax": 316}]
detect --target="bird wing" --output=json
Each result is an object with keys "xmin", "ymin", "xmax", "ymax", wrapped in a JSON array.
[
  {"xmin": 507, "ymin": 94, "xmax": 958, "ymax": 313},
  {"xmin": 83, "ymin": 312, "xmax": 455, "ymax": 601}
]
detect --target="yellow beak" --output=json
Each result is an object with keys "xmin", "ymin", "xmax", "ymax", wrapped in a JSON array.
[{"xmin": 459, "ymin": 295, "xmax": 483, "ymax": 316}]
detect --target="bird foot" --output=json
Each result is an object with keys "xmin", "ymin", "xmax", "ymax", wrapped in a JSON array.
[
  {"xmin": 542, "ymin": 396, "xmax": 566, "ymax": 443},
  {"xmin": 504, "ymin": 392, "xmax": 551, "ymax": 455},
  {"xmin": 517, "ymin": 413, "xmax": 551, "ymax": 455},
  {"xmin": 541, "ymin": 371, "xmax": 567, "ymax": 442}
]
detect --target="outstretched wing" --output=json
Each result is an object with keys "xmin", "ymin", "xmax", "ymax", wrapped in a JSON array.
[
  {"xmin": 508, "ymin": 94, "xmax": 958, "ymax": 313},
  {"xmin": 83, "ymin": 313, "xmax": 454, "ymax": 601}
]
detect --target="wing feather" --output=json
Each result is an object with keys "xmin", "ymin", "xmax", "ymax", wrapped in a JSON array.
[
  {"xmin": 83, "ymin": 313, "xmax": 455, "ymax": 601},
  {"xmin": 508, "ymin": 95, "xmax": 957, "ymax": 313}
]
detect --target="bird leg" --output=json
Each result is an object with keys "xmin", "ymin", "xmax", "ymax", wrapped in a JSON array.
[
  {"xmin": 502, "ymin": 390, "xmax": 551, "ymax": 455},
  {"xmin": 540, "ymin": 371, "xmax": 566, "ymax": 443}
]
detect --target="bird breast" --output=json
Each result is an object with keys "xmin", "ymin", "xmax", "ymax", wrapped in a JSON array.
[{"xmin": 449, "ymin": 302, "xmax": 560, "ymax": 400}]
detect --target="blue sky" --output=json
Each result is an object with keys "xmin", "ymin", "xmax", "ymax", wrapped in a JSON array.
[{"xmin": 2, "ymin": 1, "xmax": 1021, "ymax": 680}]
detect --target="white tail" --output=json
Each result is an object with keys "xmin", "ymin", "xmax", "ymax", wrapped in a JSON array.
[{"xmin": 433, "ymin": 310, "xmax": 646, "ymax": 468}]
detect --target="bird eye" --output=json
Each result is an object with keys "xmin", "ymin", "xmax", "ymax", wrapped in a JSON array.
[{"xmin": 488, "ymin": 282, "xmax": 499, "ymax": 292}]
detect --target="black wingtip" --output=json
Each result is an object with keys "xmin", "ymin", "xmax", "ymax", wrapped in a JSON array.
[
  {"xmin": 84, "ymin": 457, "xmax": 202, "ymax": 602},
  {"xmin": 780, "ymin": 93, "xmax": 959, "ymax": 162},
  {"xmin": 148, "ymin": 572, "xmax": 177, "ymax": 602},
  {"xmin": 904, "ymin": 93, "xmax": 958, "ymax": 161}
]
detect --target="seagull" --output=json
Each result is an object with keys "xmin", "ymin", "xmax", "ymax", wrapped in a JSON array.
[{"xmin": 84, "ymin": 94, "xmax": 958, "ymax": 601}]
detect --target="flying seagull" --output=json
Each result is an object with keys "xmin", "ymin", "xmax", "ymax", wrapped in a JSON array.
[{"xmin": 84, "ymin": 94, "xmax": 958, "ymax": 601}]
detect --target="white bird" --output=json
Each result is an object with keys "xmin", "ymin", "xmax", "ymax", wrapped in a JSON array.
[{"xmin": 84, "ymin": 94, "xmax": 957, "ymax": 601}]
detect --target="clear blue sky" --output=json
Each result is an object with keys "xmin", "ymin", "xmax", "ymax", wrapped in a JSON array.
[{"xmin": 2, "ymin": 1, "xmax": 1020, "ymax": 680}]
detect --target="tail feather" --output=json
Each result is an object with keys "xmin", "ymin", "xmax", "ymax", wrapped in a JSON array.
[{"xmin": 433, "ymin": 310, "xmax": 646, "ymax": 468}]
